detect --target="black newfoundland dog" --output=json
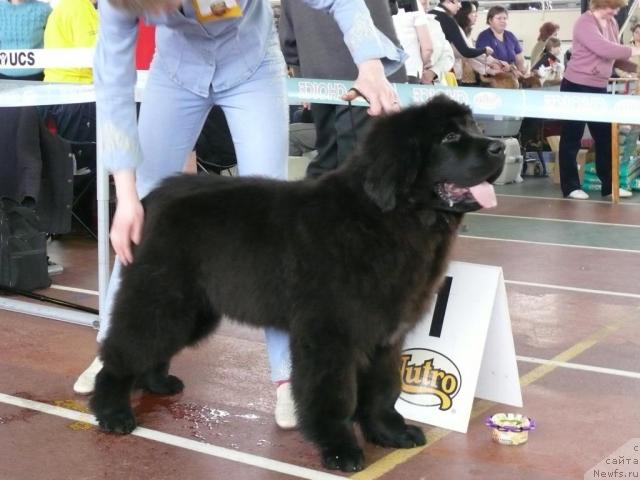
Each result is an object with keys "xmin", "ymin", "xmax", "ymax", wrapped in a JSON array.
[{"xmin": 90, "ymin": 95, "xmax": 504, "ymax": 472}]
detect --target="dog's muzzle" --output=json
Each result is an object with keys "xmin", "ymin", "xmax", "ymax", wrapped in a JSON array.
[{"xmin": 434, "ymin": 140, "xmax": 505, "ymax": 213}]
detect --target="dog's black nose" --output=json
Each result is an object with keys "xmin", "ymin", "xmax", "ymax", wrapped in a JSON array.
[{"xmin": 487, "ymin": 140, "xmax": 505, "ymax": 156}]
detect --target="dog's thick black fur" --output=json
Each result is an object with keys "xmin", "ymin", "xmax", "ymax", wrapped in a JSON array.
[{"xmin": 90, "ymin": 95, "xmax": 504, "ymax": 472}]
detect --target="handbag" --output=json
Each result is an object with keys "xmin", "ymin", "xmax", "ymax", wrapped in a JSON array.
[{"xmin": 0, "ymin": 198, "xmax": 51, "ymax": 291}]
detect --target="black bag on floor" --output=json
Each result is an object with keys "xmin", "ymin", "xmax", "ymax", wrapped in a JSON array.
[{"xmin": 0, "ymin": 198, "xmax": 51, "ymax": 291}]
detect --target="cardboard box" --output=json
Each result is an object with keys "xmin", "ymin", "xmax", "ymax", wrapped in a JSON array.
[{"xmin": 546, "ymin": 136, "xmax": 592, "ymax": 184}]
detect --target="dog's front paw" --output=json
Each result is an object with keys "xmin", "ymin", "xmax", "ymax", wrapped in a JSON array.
[
  {"xmin": 321, "ymin": 445, "xmax": 364, "ymax": 472},
  {"xmin": 95, "ymin": 407, "xmax": 137, "ymax": 434},
  {"xmin": 365, "ymin": 423, "xmax": 426, "ymax": 449}
]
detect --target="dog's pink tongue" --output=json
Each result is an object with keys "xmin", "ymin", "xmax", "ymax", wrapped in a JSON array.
[{"xmin": 469, "ymin": 182, "xmax": 497, "ymax": 209}]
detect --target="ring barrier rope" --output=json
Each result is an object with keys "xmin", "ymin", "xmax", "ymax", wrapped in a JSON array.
[
  {"xmin": 1, "ymin": 48, "xmax": 639, "ymax": 327},
  {"xmin": 1, "ymin": 49, "xmax": 640, "ymax": 123}
]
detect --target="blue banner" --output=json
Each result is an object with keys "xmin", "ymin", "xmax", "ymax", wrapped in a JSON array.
[
  {"xmin": 287, "ymin": 78, "xmax": 640, "ymax": 124},
  {"xmin": 2, "ymin": 75, "xmax": 639, "ymax": 124}
]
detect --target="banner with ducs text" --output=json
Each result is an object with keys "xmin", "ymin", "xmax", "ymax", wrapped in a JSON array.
[{"xmin": 0, "ymin": 48, "xmax": 94, "ymax": 69}]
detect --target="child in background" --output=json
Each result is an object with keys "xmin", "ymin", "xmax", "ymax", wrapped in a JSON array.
[{"xmin": 532, "ymin": 37, "xmax": 564, "ymax": 85}]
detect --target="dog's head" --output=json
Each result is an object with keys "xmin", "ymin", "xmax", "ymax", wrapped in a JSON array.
[
  {"xmin": 360, "ymin": 94, "xmax": 504, "ymax": 214},
  {"xmin": 479, "ymin": 71, "xmax": 520, "ymax": 89}
]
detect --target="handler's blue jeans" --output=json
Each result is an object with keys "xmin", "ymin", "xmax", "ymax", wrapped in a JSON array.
[{"xmin": 97, "ymin": 37, "xmax": 292, "ymax": 383}]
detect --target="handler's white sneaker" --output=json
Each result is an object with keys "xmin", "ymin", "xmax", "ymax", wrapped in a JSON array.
[
  {"xmin": 73, "ymin": 357, "xmax": 103, "ymax": 395},
  {"xmin": 603, "ymin": 188, "xmax": 633, "ymax": 199},
  {"xmin": 275, "ymin": 382, "xmax": 298, "ymax": 430},
  {"xmin": 568, "ymin": 189, "xmax": 589, "ymax": 200}
]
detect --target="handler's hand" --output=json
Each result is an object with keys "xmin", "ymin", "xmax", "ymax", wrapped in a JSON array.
[
  {"xmin": 343, "ymin": 59, "xmax": 400, "ymax": 116},
  {"xmin": 110, "ymin": 170, "xmax": 144, "ymax": 265},
  {"xmin": 421, "ymin": 69, "xmax": 437, "ymax": 85}
]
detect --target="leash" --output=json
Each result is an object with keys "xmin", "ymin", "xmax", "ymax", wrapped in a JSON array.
[
  {"xmin": 346, "ymin": 87, "xmax": 370, "ymax": 145},
  {"xmin": 0, "ymin": 285, "xmax": 99, "ymax": 314}
]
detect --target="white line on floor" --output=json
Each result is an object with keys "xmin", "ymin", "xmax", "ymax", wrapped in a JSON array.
[
  {"xmin": 0, "ymin": 392, "xmax": 342, "ymax": 480},
  {"xmin": 470, "ymin": 212, "xmax": 640, "ymax": 229},
  {"xmin": 517, "ymin": 356, "xmax": 640, "ymax": 380},
  {"xmin": 50, "ymin": 285, "xmax": 99, "ymax": 296},
  {"xmin": 505, "ymin": 280, "xmax": 640, "ymax": 300},
  {"xmin": 460, "ymin": 235, "xmax": 640, "ymax": 254}
]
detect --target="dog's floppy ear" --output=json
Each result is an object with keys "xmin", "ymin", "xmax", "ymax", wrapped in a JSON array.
[{"xmin": 363, "ymin": 136, "xmax": 422, "ymax": 212}]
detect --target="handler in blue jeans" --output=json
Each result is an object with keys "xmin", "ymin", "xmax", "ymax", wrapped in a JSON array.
[{"xmin": 73, "ymin": 0, "xmax": 406, "ymax": 431}]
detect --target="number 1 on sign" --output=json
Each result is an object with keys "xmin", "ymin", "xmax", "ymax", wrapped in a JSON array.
[{"xmin": 429, "ymin": 276, "xmax": 452, "ymax": 338}]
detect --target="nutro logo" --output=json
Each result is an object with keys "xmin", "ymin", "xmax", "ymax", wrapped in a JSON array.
[
  {"xmin": 0, "ymin": 51, "xmax": 36, "ymax": 67},
  {"xmin": 399, "ymin": 348, "xmax": 461, "ymax": 411}
]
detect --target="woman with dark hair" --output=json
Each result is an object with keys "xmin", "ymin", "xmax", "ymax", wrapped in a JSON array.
[
  {"xmin": 476, "ymin": 5, "xmax": 527, "ymax": 75},
  {"xmin": 530, "ymin": 21, "xmax": 560, "ymax": 66},
  {"xmin": 454, "ymin": 0, "xmax": 478, "ymax": 35},
  {"xmin": 452, "ymin": 0, "xmax": 503, "ymax": 85},
  {"xmin": 427, "ymin": 0, "xmax": 494, "ymax": 64},
  {"xmin": 559, "ymin": 0, "xmax": 640, "ymax": 199}
]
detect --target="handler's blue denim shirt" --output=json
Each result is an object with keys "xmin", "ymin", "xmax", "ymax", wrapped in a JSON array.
[{"xmin": 94, "ymin": 0, "xmax": 406, "ymax": 172}]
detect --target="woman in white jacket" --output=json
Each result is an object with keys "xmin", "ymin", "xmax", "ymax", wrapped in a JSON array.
[{"xmin": 391, "ymin": 0, "xmax": 454, "ymax": 85}]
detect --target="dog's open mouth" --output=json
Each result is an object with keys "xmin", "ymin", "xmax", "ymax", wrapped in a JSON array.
[{"xmin": 436, "ymin": 181, "xmax": 497, "ymax": 209}]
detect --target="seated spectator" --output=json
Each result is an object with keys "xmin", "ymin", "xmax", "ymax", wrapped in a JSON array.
[
  {"xmin": 530, "ymin": 21, "xmax": 560, "ymax": 67},
  {"xmin": 392, "ymin": 0, "xmax": 455, "ymax": 84},
  {"xmin": 43, "ymin": 0, "xmax": 98, "ymax": 141},
  {"xmin": 0, "ymin": 0, "xmax": 51, "ymax": 81},
  {"xmin": 43, "ymin": 0, "xmax": 99, "ymax": 231},
  {"xmin": 532, "ymin": 37, "xmax": 564, "ymax": 85},
  {"xmin": 624, "ymin": 23, "xmax": 640, "ymax": 72},
  {"xmin": 476, "ymin": 6, "xmax": 527, "ymax": 76},
  {"xmin": 43, "ymin": 0, "xmax": 98, "ymax": 84}
]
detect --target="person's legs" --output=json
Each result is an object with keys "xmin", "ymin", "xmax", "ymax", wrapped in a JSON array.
[
  {"xmin": 75, "ymin": 60, "xmax": 213, "ymax": 394},
  {"xmin": 586, "ymin": 120, "xmax": 613, "ymax": 197},
  {"xmin": 334, "ymin": 105, "xmax": 371, "ymax": 167},
  {"xmin": 559, "ymin": 78, "xmax": 609, "ymax": 198},
  {"xmin": 306, "ymin": 103, "xmax": 371, "ymax": 178},
  {"xmin": 216, "ymin": 81, "xmax": 291, "ymax": 378},
  {"xmin": 289, "ymin": 123, "xmax": 317, "ymax": 156},
  {"xmin": 558, "ymin": 118, "xmax": 586, "ymax": 196},
  {"xmin": 306, "ymin": 103, "xmax": 339, "ymax": 178},
  {"xmin": 213, "ymin": 35, "xmax": 296, "ymax": 427},
  {"xmin": 135, "ymin": 65, "xmax": 214, "ymax": 198},
  {"xmin": 558, "ymin": 78, "xmax": 588, "ymax": 197}
]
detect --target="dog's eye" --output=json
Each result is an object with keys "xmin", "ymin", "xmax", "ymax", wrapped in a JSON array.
[{"xmin": 442, "ymin": 133, "xmax": 460, "ymax": 143}]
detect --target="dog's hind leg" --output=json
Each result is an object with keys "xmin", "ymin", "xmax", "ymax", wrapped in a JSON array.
[
  {"xmin": 356, "ymin": 343, "xmax": 426, "ymax": 449},
  {"xmin": 291, "ymin": 337, "xmax": 364, "ymax": 472},
  {"xmin": 135, "ymin": 361, "xmax": 185, "ymax": 395},
  {"xmin": 135, "ymin": 297, "xmax": 220, "ymax": 396}
]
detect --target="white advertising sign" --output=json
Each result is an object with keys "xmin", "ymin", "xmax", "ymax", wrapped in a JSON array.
[
  {"xmin": 396, "ymin": 261, "xmax": 522, "ymax": 433},
  {"xmin": 0, "ymin": 48, "xmax": 94, "ymax": 69}
]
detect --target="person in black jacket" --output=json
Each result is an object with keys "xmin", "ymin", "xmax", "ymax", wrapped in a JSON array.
[
  {"xmin": 427, "ymin": 0, "xmax": 494, "ymax": 61},
  {"xmin": 279, "ymin": 0, "xmax": 407, "ymax": 179}
]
